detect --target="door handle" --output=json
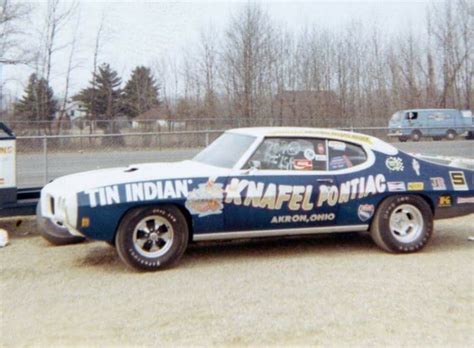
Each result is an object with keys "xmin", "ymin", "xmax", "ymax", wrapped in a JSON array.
[{"xmin": 317, "ymin": 178, "xmax": 334, "ymax": 184}]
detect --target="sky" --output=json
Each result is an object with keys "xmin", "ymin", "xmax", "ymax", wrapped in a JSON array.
[{"xmin": 2, "ymin": 0, "xmax": 434, "ymax": 102}]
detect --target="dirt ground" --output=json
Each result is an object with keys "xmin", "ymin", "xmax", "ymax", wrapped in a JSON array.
[{"xmin": 1, "ymin": 215, "xmax": 473, "ymax": 347}]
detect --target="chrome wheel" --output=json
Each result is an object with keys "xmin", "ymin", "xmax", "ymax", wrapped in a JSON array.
[
  {"xmin": 389, "ymin": 204, "xmax": 424, "ymax": 243},
  {"xmin": 132, "ymin": 215, "xmax": 174, "ymax": 258}
]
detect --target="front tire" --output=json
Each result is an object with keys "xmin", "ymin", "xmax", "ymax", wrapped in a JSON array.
[
  {"xmin": 398, "ymin": 136, "xmax": 408, "ymax": 142},
  {"xmin": 410, "ymin": 130, "xmax": 422, "ymax": 142},
  {"xmin": 370, "ymin": 195, "xmax": 433, "ymax": 253},
  {"xmin": 115, "ymin": 205, "xmax": 189, "ymax": 271}
]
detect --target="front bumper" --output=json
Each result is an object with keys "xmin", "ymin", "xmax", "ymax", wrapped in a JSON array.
[
  {"xmin": 388, "ymin": 131, "xmax": 403, "ymax": 137},
  {"xmin": 36, "ymin": 203, "xmax": 85, "ymax": 245}
]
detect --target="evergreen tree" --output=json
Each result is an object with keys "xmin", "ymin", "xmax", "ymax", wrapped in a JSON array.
[
  {"xmin": 15, "ymin": 74, "xmax": 58, "ymax": 122},
  {"xmin": 122, "ymin": 66, "xmax": 160, "ymax": 118},
  {"xmin": 74, "ymin": 63, "xmax": 122, "ymax": 129}
]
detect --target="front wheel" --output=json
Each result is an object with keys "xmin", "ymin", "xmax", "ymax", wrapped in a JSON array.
[
  {"xmin": 410, "ymin": 130, "xmax": 422, "ymax": 142},
  {"xmin": 370, "ymin": 195, "xmax": 433, "ymax": 253},
  {"xmin": 398, "ymin": 136, "xmax": 408, "ymax": 142},
  {"xmin": 115, "ymin": 205, "xmax": 189, "ymax": 271}
]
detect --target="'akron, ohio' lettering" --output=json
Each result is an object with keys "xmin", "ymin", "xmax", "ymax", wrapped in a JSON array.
[{"xmin": 84, "ymin": 180, "xmax": 189, "ymax": 208}]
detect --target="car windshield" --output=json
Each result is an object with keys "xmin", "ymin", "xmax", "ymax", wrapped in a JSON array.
[{"xmin": 193, "ymin": 132, "xmax": 256, "ymax": 168}]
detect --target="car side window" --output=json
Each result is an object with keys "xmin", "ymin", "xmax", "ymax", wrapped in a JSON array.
[
  {"xmin": 327, "ymin": 141, "xmax": 367, "ymax": 171},
  {"xmin": 406, "ymin": 112, "xmax": 418, "ymax": 120},
  {"xmin": 245, "ymin": 137, "xmax": 328, "ymax": 171}
]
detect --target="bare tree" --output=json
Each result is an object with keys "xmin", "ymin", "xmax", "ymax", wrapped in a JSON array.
[
  {"xmin": 222, "ymin": 3, "xmax": 276, "ymax": 125},
  {"xmin": 0, "ymin": 0, "xmax": 32, "ymax": 65},
  {"xmin": 40, "ymin": 0, "xmax": 78, "ymax": 85},
  {"xmin": 56, "ymin": 10, "xmax": 82, "ymax": 134},
  {"xmin": 198, "ymin": 25, "xmax": 219, "ymax": 118}
]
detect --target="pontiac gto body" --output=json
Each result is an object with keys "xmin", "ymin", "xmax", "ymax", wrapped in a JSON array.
[{"xmin": 37, "ymin": 128, "xmax": 474, "ymax": 271}]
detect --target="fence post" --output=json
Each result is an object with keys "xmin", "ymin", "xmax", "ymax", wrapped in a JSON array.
[
  {"xmin": 43, "ymin": 136, "xmax": 48, "ymax": 184},
  {"xmin": 205, "ymin": 132, "xmax": 209, "ymax": 146}
]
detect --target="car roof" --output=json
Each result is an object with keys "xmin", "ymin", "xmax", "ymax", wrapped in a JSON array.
[
  {"xmin": 226, "ymin": 127, "xmax": 399, "ymax": 155},
  {"xmin": 402, "ymin": 108, "xmax": 459, "ymax": 113},
  {"xmin": 228, "ymin": 127, "xmax": 374, "ymax": 142}
]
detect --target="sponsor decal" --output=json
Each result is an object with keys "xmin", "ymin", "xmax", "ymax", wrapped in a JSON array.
[
  {"xmin": 83, "ymin": 174, "xmax": 387, "ymax": 213},
  {"xmin": 387, "ymin": 181, "xmax": 406, "ymax": 192},
  {"xmin": 304, "ymin": 148, "xmax": 327, "ymax": 162},
  {"xmin": 271, "ymin": 213, "xmax": 335, "ymax": 224},
  {"xmin": 430, "ymin": 177, "xmax": 446, "ymax": 190},
  {"xmin": 329, "ymin": 156, "xmax": 351, "ymax": 170},
  {"xmin": 385, "ymin": 157, "xmax": 404, "ymax": 172},
  {"xmin": 304, "ymin": 149, "xmax": 314, "ymax": 160},
  {"xmin": 412, "ymin": 159, "xmax": 420, "ymax": 176},
  {"xmin": 225, "ymin": 179, "xmax": 314, "ymax": 211},
  {"xmin": 292, "ymin": 159, "xmax": 313, "ymax": 171},
  {"xmin": 457, "ymin": 197, "xmax": 474, "ymax": 204},
  {"xmin": 268, "ymin": 129, "xmax": 373, "ymax": 144},
  {"xmin": 185, "ymin": 179, "xmax": 224, "ymax": 217},
  {"xmin": 83, "ymin": 179, "xmax": 190, "ymax": 208},
  {"xmin": 358, "ymin": 204, "xmax": 375, "ymax": 222},
  {"xmin": 449, "ymin": 171, "xmax": 468, "ymax": 191},
  {"xmin": 0, "ymin": 140, "xmax": 15, "ymax": 188},
  {"xmin": 286, "ymin": 141, "xmax": 301, "ymax": 156},
  {"xmin": 407, "ymin": 182, "xmax": 424, "ymax": 191},
  {"xmin": 328, "ymin": 141, "xmax": 346, "ymax": 151},
  {"xmin": 225, "ymin": 174, "xmax": 387, "ymax": 210},
  {"xmin": 438, "ymin": 195, "xmax": 452, "ymax": 207},
  {"xmin": 0, "ymin": 146, "xmax": 13, "ymax": 154}
]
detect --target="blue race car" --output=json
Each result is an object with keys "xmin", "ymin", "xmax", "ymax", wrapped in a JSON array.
[{"xmin": 37, "ymin": 128, "xmax": 474, "ymax": 271}]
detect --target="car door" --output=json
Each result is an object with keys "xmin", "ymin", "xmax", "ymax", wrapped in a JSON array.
[{"xmin": 223, "ymin": 137, "xmax": 339, "ymax": 233}]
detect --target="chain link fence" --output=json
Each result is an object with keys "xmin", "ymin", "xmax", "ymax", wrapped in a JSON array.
[
  {"xmin": 16, "ymin": 130, "xmax": 223, "ymax": 188},
  {"xmin": 4, "ymin": 117, "xmax": 394, "ymax": 136},
  {"xmin": 14, "ymin": 126, "xmax": 474, "ymax": 188}
]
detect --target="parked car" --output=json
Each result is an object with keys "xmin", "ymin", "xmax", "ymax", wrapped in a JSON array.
[
  {"xmin": 388, "ymin": 108, "xmax": 473, "ymax": 142},
  {"xmin": 37, "ymin": 127, "xmax": 474, "ymax": 271}
]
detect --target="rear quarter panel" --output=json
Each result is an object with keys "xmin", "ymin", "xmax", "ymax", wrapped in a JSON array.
[{"xmin": 338, "ymin": 149, "xmax": 474, "ymax": 227}]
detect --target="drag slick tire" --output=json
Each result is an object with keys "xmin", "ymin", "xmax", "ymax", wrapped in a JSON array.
[
  {"xmin": 370, "ymin": 195, "xmax": 433, "ymax": 253},
  {"xmin": 115, "ymin": 205, "xmax": 189, "ymax": 271}
]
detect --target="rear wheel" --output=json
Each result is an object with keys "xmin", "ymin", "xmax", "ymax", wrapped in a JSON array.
[
  {"xmin": 115, "ymin": 205, "xmax": 189, "ymax": 271},
  {"xmin": 446, "ymin": 129, "xmax": 457, "ymax": 140},
  {"xmin": 370, "ymin": 195, "xmax": 433, "ymax": 253}
]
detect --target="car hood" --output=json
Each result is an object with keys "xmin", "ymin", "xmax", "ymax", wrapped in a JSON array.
[{"xmin": 43, "ymin": 160, "xmax": 230, "ymax": 194}]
